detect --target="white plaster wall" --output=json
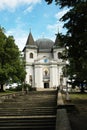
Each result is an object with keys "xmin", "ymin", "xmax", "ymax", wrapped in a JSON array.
[
  {"xmin": 25, "ymin": 68, "xmax": 29, "ymax": 84},
  {"xmin": 58, "ymin": 65, "xmax": 63, "ymax": 85},
  {"xmin": 25, "ymin": 65, "xmax": 33, "ymax": 85},
  {"xmin": 57, "ymin": 66, "xmax": 60, "ymax": 86},
  {"xmin": 53, "ymin": 48, "xmax": 64, "ymax": 62},
  {"xmin": 25, "ymin": 48, "xmax": 37, "ymax": 63},
  {"xmin": 37, "ymin": 53, "xmax": 52, "ymax": 59},
  {"xmin": 24, "ymin": 47, "xmax": 66, "ymax": 88}
]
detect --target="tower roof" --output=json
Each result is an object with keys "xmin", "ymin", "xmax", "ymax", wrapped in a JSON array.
[
  {"xmin": 54, "ymin": 33, "xmax": 60, "ymax": 46},
  {"xmin": 23, "ymin": 31, "xmax": 64, "ymax": 52},
  {"xmin": 26, "ymin": 32, "xmax": 34, "ymax": 45},
  {"xmin": 54, "ymin": 33, "xmax": 64, "ymax": 48}
]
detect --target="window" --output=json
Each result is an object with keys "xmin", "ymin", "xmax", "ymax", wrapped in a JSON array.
[
  {"xmin": 58, "ymin": 52, "xmax": 62, "ymax": 59},
  {"xmin": 44, "ymin": 58, "xmax": 48, "ymax": 63},
  {"xmin": 29, "ymin": 75, "xmax": 32, "ymax": 83},
  {"xmin": 30, "ymin": 53, "xmax": 33, "ymax": 58}
]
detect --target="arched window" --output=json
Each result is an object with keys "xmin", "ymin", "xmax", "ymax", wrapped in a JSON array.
[
  {"xmin": 58, "ymin": 52, "xmax": 62, "ymax": 59},
  {"xmin": 29, "ymin": 75, "xmax": 32, "ymax": 83},
  {"xmin": 30, "ymin": 53, "xmax": 33, "ymax": 58}
]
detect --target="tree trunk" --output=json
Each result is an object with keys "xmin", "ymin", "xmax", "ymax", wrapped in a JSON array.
[{"xmin": 0, "ymin": 84, "xmax": 4, "ymax": 92}]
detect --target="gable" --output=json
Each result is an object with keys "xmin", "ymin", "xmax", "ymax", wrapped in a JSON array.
[
  {"xmin": 35, "ymin": 56, "xmax": 50, "ymax": 64},
  {"xmin": 34, "ymin": 56, "xmax": 57, "ymax": 64}
]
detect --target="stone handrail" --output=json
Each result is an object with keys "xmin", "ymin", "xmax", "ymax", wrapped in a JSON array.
[{"xmin": 55, "ymin": 90, "xmax": 71, "ymax": 130}]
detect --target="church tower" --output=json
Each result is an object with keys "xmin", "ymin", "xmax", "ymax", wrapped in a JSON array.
[
  {"xmin": 53, "ymin": 32, "xmax": 64, "ymax": 61},
  {"xmin": 53, "ymin": 32, "xmax": 65, "ymax": 87},
  {"xmin": 23, "ymin": 32, "xmax": 37, "ymax": 86}
]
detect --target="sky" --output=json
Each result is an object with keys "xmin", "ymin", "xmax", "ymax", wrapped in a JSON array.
[{"xmin": 0, "ymin": 0, "xmax": 69, "ymax": 51}]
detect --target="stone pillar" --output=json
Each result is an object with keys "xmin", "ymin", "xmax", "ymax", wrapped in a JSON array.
[
  {"xmin": 50, "ymin": 64, "xmax": 58, "ymax": 88},
  {"xmin": 35, "ymin": 65, "xmax": 43, "ymax": 88}
]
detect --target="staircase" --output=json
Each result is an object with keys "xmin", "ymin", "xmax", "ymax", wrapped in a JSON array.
[{"xmin": 0, "ymin": 90, "xmax": 57, "ymax": 130}]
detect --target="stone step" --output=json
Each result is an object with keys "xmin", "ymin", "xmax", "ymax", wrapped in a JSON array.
[
  {"xmin": 0, "ymin": 104, "xmax": 56, "ymax": 110},
  {"xmin": 0, "ymin": 103, "xmax": 56, "ymax": 108},
  {"xmin": 0, "ymin": 125, "xmax": 55, "ymax": 130},
  {"xmin": 0, "ymin": 112, "xmax": 56, "ymax": 116},
  {"xmin": 0, "ymin": 120, "xmax": 55, "ymax": 126},
  {"xmin": 0, "ymin": 100, "xmax": 57, "ymax": 107},
  {"xmin": 4, "ymin": 95, "xmax": 57, "ymax": 99},
  {"xmin": 0, "ymin": 107, "xmax": 56, "ymax": 110},
  {"xmin": 2, "ymin": 99, "xmax": 57, "ymax": 103},
  {"xmin": 0, "ymin": 121, "xmax": 55, "ymax": 127},
  {"xmin": 0, "ymin": 90, "xmax": 57, "ymax": 130},
  {"xmin": 0, "ymin": 116, "xmax": 56, "ymax": 130},
  {"xmin": 0, "ymin": 117, "xmax": 56, "ymax": 123},
  {"xmin": 3, "ymin": 97, "xmax": 57, "ymax": 104},
  {"xmin": 0, "ymin": 107, "xmax": 56, "ymax": 111},
  {"xmin": 0, "ymin": 107, "xmax": 56, "ymax": 116}
]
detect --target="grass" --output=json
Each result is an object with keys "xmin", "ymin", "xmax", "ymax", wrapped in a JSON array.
[
  {"xmin": 62, "ymin": 92, "xmax": 87, "ymax": 112},
  {"xmin": 69, "ymin": 92, "xmax": 87, "ymax": 114},
  {"xmin": 0, "ymin": 90, "xmax": 19, "ymax": 95},
  {"xmin": 70, "ymin": 93, "xmax": 87, "ymax": 100}
]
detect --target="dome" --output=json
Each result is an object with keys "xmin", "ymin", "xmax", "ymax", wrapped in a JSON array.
[{"xmin": 35, "ymin": 38, "xmax": 54, "ymax": 50}]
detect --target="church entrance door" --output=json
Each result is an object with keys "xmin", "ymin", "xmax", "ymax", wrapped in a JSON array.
[{"xmin": 44, "ymin": 82, "xmax": 49, "ymax": 88}]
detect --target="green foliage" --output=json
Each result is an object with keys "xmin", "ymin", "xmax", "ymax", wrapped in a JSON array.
[
  {"xmin": 0, "ymin": 26, "xmax": 26, "ymax": 91},
  {"xmin": 45, "ymin": 0, "xmax": 87, "ymax": 92},
  {"xmin": 23, "ymin": 83, "xmax": 32, "ymax": 91},
  {"xmin": 45, "ymin": 0, "xmax": 53, "ymax": 4},
  {"xmin": 45, "ymin": 0, "xmax": 86, "ymax": 7}
]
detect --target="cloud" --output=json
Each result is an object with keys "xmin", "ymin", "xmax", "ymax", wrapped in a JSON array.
[
  {"xmin": 15, "ymin": 36, "xmax": 27, "ymax": 51},
  {"xmin": 0, "ymin": 0, "xmax": 41, "ymax": 11},
  {"xmin": 24, "ymin": 5, "xmax": 33, "ymax": 13},
  {"xmin": 55, "ymin": 8, "xmax": 70, "ymax": 20},
  {"xmin": 47, "ymin": 24, "xmax": 58, "ymax": 32},
  {"xmin": 15, "ymin": 17, "xmax": 26, "ymax": 27},
  {"xmin": 47, "ymin": 8, "xmax": 69, "ymax": 35},
  {"xmin": 6, "ymin": 27, "xmax": 28, "ymax": 51},
  {"xmin": 47, "ymin": 22, "xmax": 64, "ymax": 34}
]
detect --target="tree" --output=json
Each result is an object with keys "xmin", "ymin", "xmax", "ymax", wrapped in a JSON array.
[
  {"xmin": 45, "ymin": 0, "xmax": 87, "ymax": 92},
  {"xmin": 0, "ymin": 27, "xmax": 26, "ymax": 91},
  {"xmin": 60, "ymin": 1, "xmax": 87, "ymax": 92}
]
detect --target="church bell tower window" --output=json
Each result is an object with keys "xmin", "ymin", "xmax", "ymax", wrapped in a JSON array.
[
  {"xmin": 58, "ymin": 52, "xmax": 62, "ymax": 59},
  {"xmin": 30, "ymin": 53, "xmax": 33, "ymax": 58}
]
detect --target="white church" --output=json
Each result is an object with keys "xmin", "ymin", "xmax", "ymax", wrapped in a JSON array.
[{"xmin": 23, "ymin": 32, "xmax": 66, "ymax": 89}]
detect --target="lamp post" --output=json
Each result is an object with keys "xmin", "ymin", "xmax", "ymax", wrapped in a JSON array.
[
  {"xmin": 64, "ymin": 65, "xmax": 70, "ymax": 101},
  {"xmin": 30, "ymin": 75, "xmax": 32, "ymax": 87},
  {"xmin": 66, "ymin": 80, "xmax": 70, "ymax": 101},
  {"xmin": 60, "ymin": 74, "xmax": 63, "ymax": 91}
]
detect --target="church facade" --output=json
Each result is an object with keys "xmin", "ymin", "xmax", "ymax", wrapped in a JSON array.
[{"xmin": 23, "ymin": 32, "xmax": 66, "ymax": 89}]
